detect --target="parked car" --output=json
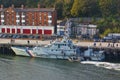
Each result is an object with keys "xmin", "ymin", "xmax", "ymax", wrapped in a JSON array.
[
  {"xmin": 34, "ymin": 35, "xmax": 40, "ymax": 39},
  {"xmin": 93, "ymin": 38, "xmax": 100, "ymax": 42},
  {"xmin": 102, "ymin": 36, "xmax": 112, "ymax": 42},
  {"xmin": 8, "ymin": 34, "xmax": 13, "ymax": 38},
  {"xmin": 2, "ymin": 34, "xmax": 8, "ymax": 38},
  {"xmin": 22, "ymin": 35, "xmax": 28, "ymax": 39},
  {"xmin": 0, "ymin": 34, "xmax": 4, "ymax": 38},
  {"xmin": 28, "ymin": 35, "xmax": 34, "ymax": 39},
  {"xmin": 12, "ymin": 34, "xmax": 18, "ymax": 39},
  {"xmin": 15, "ymin": 35, "xmax": 21, "ymax": 39}
]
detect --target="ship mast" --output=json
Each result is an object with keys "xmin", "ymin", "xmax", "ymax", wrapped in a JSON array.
[{"xmin": 64, "ymin": 19, "xmax": 72, "ymax": 38}]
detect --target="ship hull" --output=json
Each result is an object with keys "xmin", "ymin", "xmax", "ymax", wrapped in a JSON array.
[
  {"xmin": 11, "ymin": 47, "xmax": 105, "ymax": 61},
  {"xmin": 11, "ymin": 47, "xmax": 30, "ymax": 56},
  {"xmin": 11, "ymin": 47, "xmax": 75, "ymax": 59}
]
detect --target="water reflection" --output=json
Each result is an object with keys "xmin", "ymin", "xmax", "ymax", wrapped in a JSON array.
[{"xmin": 0, "ymin": 55, "xmax": 120, "ymax": 80}]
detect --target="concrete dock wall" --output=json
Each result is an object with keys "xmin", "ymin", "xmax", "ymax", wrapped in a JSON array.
[{"xmin": 0, "ymin": 39, "xmax": 120, "ymax": 62}]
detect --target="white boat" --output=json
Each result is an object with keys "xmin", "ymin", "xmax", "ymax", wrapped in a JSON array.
[
  {"xmin": 11, "ymin": 37, "xmax": 105, "ymax": 61},
  {"xmin": 11, "ymin": 36, "xmax": 80, "ymax": 59},
  {"xmin": 83, "ymin": 47, "xmax": 105, "ymax": 61}
]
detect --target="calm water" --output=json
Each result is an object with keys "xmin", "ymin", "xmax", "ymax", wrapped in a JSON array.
[{"xmin": 0, "ymin": 55, "xmax": 120, "ymax": 80}]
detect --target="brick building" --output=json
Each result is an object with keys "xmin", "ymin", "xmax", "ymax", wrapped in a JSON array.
[{"xmin": 0, "ymin": 4, "xmax": 57, "ymax": 37}]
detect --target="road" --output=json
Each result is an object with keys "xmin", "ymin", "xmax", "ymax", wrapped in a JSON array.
[{"xmin": 0, "ymin": 38, "xmax": 120, "ymax": 48}]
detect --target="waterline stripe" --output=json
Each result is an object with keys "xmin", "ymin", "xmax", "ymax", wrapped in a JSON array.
[{"xmin": 26, "ymin": 49, "xmax": 35, "ymax": 57}]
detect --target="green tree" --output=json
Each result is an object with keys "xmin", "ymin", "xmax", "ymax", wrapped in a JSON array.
[
  {"xmin": 44, "ymin": 0, "xmax": 55, "ymax": 7},
  {"xmin": 102, "ymin": 28, "xmax": 111, "ymax": 37},
  {"xmin": 26, "ymin": 0, "xmax": 38, "ymax": 8},
  {"xmin": 55, "ymin": 0, "xmax": 64, "ymax": 19},
  {"xmin": 71, "ymin": 0, "xmax": 80, "ymax": 17},
  {"xmin": 115, "ymin": 0, "xmax": 120, "ymax": 17},
  {"xmin": 71, "ymin": 0, "xmax": 100, "ymax": 17},
  {"xmin": 63, "ymin": 0, "xmax": 74, "ymax": 18},
  {"xmin": 79, "ymin": 0, "xmax": 100, "ymax": 17},
  {"xmin": 98, "ymin": 0, "xmax": 117, "ymax": 17},
  {"xmin": 12, "ymin": 0, "xmax": 26, "ymax": 7},
  {"xmin": 0, "ymin": 0, "xmax": 12, "ymax": 7}
]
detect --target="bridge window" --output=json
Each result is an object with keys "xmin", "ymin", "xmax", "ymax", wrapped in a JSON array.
[{"xmin": 58, "ymin": 44, "xmax": 60, "ymax": 48}]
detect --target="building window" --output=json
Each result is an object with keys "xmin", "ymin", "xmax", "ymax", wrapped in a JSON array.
[
  {"xmin": 48, "ymin": 12, "xmax": 52, "ymax": 19},
  {"xmin": 17, "ymin": 22, "xmax": 20, "ymax": 25},
  {"xmin": 40, "ymin": 17, "xmax": 41, "ymax": 20},
  {"xmin": 1, "ymin": 12, "xmax": 3, "ymax": 15},
  {"xmin": 12, "ymin": 18, "xmax": 14, "ymax": 21},
  {"xmin": 22, "ymin": 12, "xmax": 25, "ymax": 15},
  {"xmin": 1, "ymin": 12, "xmax": 4, "ymax": 25},
  {"xmin": 44, "ymin": 21, "xmax": 46, "ymax": 25},
  {"xmin": 22, "ymin": 17, "xmax": 25, "ymax": 20},
  {"xmin": 1, "ymin": 17, "xmax": 4, "ymax": 20},
  {"xmin": 49, "ymin": 17, "xmax": 52, "ymax": 20},
  {"xmin": 44, "ymin": 12, "xmax": 46, "ymax": 15},
  {"xmin": 44, "ymin": 16, "xmax": 46, "ymax": 20},
  {"xmin": 22, "ymin": 21, "xmax": 25, "ymax": 26},
  {"xmin": 16, "ymin": 17, "xmax": 18, "ymax": 20},
  {"xmin": 1, "ymin": 22, "xmax": 4, "ymax": 25},
  {"xmin": 39, "ymin": 22, "xmax": 41, "ymax": 25},
  {"xmin": 48, "ymin": 12, "xmax": 51, "ymax": 16},
  {"xmin": 33, "ymin": 22, "xmax": 34, "ymax": 25},
  {"xmin": 39, "ymin": 12, "xmax": 41, "ymax": 15},
  {"xmin": 48, "ymin": 23, "xmax": 51, "ymax": 26}
]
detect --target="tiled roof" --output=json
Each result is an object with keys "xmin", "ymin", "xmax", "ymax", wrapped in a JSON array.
[
  {"xmin": 15, "ymin": 8, "xmax": 55, "ymax": 12},
  {"xmin": 0, "ymin": 8, "xmax": 55, "ymax": 12}
]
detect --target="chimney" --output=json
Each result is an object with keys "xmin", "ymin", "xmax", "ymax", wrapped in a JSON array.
[
  {"xmin": 38, "ymin": 4, "xmax": 40, "ymax": 9},
  {"xmin": 12, "ymin": 4, "xmax": 14, "ymax": 8},
  {"xmin": 1, "ymin": 4, "xmax": 3, "ymax": 9},
  {"xmin": 21, "ymin": 4, "xmax": 24, "ymax": 9}
]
